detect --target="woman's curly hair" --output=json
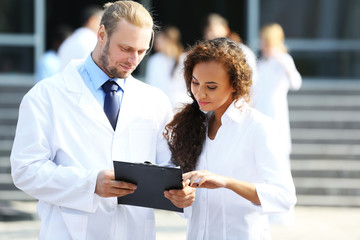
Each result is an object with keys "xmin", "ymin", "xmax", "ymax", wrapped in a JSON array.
[{"xmin": 164, "ymin": 38, "xmax": 252, "ymax": 172}]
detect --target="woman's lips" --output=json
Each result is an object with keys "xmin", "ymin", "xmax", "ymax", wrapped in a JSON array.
[{"xmin": 198, "ymin": 101, "xmax": 209, "ymax": 106}]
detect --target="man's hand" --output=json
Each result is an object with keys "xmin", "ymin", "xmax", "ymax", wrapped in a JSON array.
[
  {"xmin": 164, "ymin": 180, "xmax": 195, "ymax": 208},
  {"xmin": 95, "ymin": 170, "xmax": 137, "ymax": 198}
]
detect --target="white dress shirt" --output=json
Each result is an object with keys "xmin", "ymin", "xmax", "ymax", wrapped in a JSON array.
[
  {"xmin": 185, "ymin": 100, "xmax": 297, "ymax": 240},
  {"xmin": 252, "ymin": 52, "xmax": 302, "ymax": 156}
]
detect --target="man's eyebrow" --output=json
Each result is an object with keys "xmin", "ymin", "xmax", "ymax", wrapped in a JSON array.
[{"xmin": 118, "ymin": 43, "xmax": 148, "ymax": 51}]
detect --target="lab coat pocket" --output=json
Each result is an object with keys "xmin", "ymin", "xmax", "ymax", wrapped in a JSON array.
[
  {"xmin": 129, "ymin": 124, "xmax": 157, "ymax": 163},
  {"xmin": 59, "ymin": 206, "xmax": 89, "ymax": 240}
]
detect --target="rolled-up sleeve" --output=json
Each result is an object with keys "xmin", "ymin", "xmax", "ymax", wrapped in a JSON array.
[{"xmin": 252, "ymin": 119, "xmax": 297, "ymax": 213}]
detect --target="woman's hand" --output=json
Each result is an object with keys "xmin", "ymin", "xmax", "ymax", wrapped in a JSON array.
[
  {"xmin": 183, "ymin": 170, "xmax": 261, "ymax": 205},
  {"xmin": 182, "ymin": 170, "xmax": 231, "ymax": 189}
]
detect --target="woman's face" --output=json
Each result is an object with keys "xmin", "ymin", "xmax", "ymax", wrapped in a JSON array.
[
  {"xmin": 260, "ymin": 38, "xmax": 272, "ymax": 58},
  {"xmin": 204, "ymin": 22, "xmax": 229, "ymax": 40},
  {"xmin": 191, "ymin": 61, "xmax": 235, "ymax": 117}
]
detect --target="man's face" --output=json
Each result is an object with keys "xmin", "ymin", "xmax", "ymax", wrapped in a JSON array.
[{"xmin": 99, "ymin": 19, "xmax": 152, "ymax": 78}]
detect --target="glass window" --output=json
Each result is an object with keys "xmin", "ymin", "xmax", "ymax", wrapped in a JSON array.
[
  {"xmin": 0, "ymin": 0, "xmax": 34, "ymax": 34},
  {"xmin": 292, "ymin": 51, "xmax": 360, "ymax": 79},
  {"xmin": 0, "ymin": 46, "xmax": 34, "ymax": 73},
  {"xmin": 260, "ymin": 0, "xmax": 360, "ymax": 40}
]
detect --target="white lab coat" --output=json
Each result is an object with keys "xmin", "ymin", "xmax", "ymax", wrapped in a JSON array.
[
  {"xmin": 145, "ymin": 52, "xmax": 191, "ymax": 109},
  {"xmin": 185, "ymin": 101, "xmax": 297, "ymax": 239},
  {"xmin": 252, "ymin": 52, "xmax": 302, "ymax": 156},
  {"xmin": 58, "ymin": 27, "xmax": 98, "ymax": 70},
  {"xmin": 11, "ymin": 61, "xmax": 173, "ymax": 240}
]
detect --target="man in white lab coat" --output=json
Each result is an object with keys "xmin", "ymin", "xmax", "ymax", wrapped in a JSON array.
[{"xmin": 10, "ymin": 1, "xmax": 195, "ymax": 239}]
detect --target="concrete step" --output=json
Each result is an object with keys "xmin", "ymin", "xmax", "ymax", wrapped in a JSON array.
[
  {"xmin": 0, "ymin": 173, "xmax": 12, "ymax": 183},
  {"xmin": 293, "ymin": 139, "xmax": 360, "ymax": 145},
  {"xmin": 288, "ymin": 94, "xmax": 360, "ymax": 108},
  {"xmin": 0, "ymin": 140, "xmax": 13, "ymax": 151},
  {"xmin": 0, "ymin": 173, "xmax": 33, "ymax": 201},
  {"xmin": 0, "ymin": 140, "xmax": 13, "ymax": 158},
  {"xmin": 291, "ymin": 160, "xmax": 360, "ymax": 188},
  {"xmin": 0, "ymin": 173, "xmax": 18, "ymax": 191},
  {"xmin": 0, "ymin": 163, "xmax": 10, "ymax": 174},
  {"xmin": 0, "ymin": 109, "xmax": 18, "ymax": 120},
  {"xmin": 0, "ymin": 86, "xmax": 31, "ymax": 94},
  {"xmin": 0, "ymin": 190, "xmax": 34, "ymax": 201},
  {"xmin": 0, "ymin": 93, "xmax": 24, "ymax": 108},
  {"xmin": 292, "ymin": 79, "xmax": 360, "ymax": 92},
  {"xmin": 291, "ymin": 154, "xmax": 360, "ymax": 160},
  {"xmin": 0, "ymin": 75, "xmax": 34, "ymax": 88},
  {"xmin": 291, "ymin": 160, "xmax": 360, "ymax": 170},
  {"xmin": 296, "ymin": 187, "xmax": 360, "ymax": 196},
  {"xmin": 292, "ymin": 143, "xmax": 360, "ymax": 156},
  {"xmin": 290, "ymin": 104, "xmax": 360, "ymax": 111},
  {"xmin": 291, "ymin": 129, "xmax": 360, "ymax": 141},
  {"xmin": 0, "ymin": 157, "xmax": 10, "ymax": 167},
  {"xmin": 0, "ymin": 126, "xmax": 16, "ymax": 140},
  {"xmin": 292, "ymin": 170, "xmax": 360, "ymax": 179},
  {"xmin": 289, "ymin": 110, "xmax": 360, "ymax": 122},
  {"xmin": 296, "ymin": 195, "xmax": 360, "ymax": 207},
  {"xmin": 291, "ymin": 128, "xmax": 360, "ymax": 145},
  {"xmin": 294, "ymin": 177, "xmax": 360, "ymax": 190},
  {"xmin": 291, "ymin": 121, "xmax": 360, "ymax": 129}
]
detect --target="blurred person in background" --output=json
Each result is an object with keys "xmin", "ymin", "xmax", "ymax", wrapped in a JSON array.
[
  {"xmin": 252, "ymin": 23, "xmax": 302, "ymax": 226},
  {"xmin": 58, "ymin": 5, "xmax": 103, "ymax": 69},
  {"xmin": 145, "ymin": 25, "xmax": 191, "ymax": 109},
  {"xmin": 202, "ymin": 13, "xmax": 257, "ymax": 77},
  {"xmin": 36, "ymin": 25, "xmax": 72, "ymax": 83},
  {"xmin": 164, "ymin": 38, "xmax": 296, "ymax": 239}
]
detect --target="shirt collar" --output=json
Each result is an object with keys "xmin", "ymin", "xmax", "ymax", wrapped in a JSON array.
[
  {"xmin": 221, "ymin": 99, "xmax": 249, "ymax": 124},
  {"xmin": 84, "ymin": 54, "xmax": 126, "ymax": 91}
]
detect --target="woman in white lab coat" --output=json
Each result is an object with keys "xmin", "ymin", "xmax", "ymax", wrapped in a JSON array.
[
  {"xmin": 252, "ymin": 23, "xmax": 302, "ymax": 159},
  {"xmin": 164, "ymin": 38, "xmax": 296, "ymax": 239},
  {"xmin": 145, "ymin": 26, "xmax": 191, "ymax": 109},
  {"xmin": 252, "ymin": 23, "xmax": 302, "ymax": 225}
]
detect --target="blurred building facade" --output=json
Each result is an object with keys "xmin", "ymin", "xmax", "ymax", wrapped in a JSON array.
[{"xmin": 0, "ymin": 0, "xmax": 359, "ymax": 82}]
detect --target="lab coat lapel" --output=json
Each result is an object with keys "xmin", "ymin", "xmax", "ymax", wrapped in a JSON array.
[
  {"xmin": 62, "ymin": 61, "xmax": 113, "ymax": 131},
  {"xmin": 115, "ymin": 75, "xmax": 139, "ymax": 134}
]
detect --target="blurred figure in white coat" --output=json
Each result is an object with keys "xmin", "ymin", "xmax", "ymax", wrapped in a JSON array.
[
  {"xmin": 36, "ymin": 25, "xmax": 72, "ymax": 83},
  {"xmin": 252, "ymin": 23, "xmax": 302, "ymax": 225},
  {"xmin": 202, "ymin": 13, "xmax": 257, "ymax": 79},
  {"xmin": 145, "ymin": 26, "xmax": 191, "ymax": 109},
  {"xmin": 58, "ymin": 5, "xmax": 103, "ymax": 69}
]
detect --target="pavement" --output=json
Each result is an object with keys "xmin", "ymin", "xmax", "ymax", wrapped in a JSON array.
[{"xmin": 0, "ymin": 201, "xmax": 360, "ymax": 240}]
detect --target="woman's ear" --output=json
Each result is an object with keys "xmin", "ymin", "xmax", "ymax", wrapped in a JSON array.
[{"xmin": 231, "ymin": 83, "xmax": 237, "ymax": 93}]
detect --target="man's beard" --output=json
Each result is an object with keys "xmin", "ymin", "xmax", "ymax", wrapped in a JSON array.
[{"xmin": 100, "ymin": 40, "xmax": 132, "ymax": 79}]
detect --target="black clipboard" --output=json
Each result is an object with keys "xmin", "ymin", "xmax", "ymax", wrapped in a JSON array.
[{"xmin": 113, "ymin": 161, "xmax": 184, "ymax": 212}]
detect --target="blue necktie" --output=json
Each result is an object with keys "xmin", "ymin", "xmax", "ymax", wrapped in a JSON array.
[{"xmin": 102, "ymin": 80, "xmax": 120, "ymax": 130}]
